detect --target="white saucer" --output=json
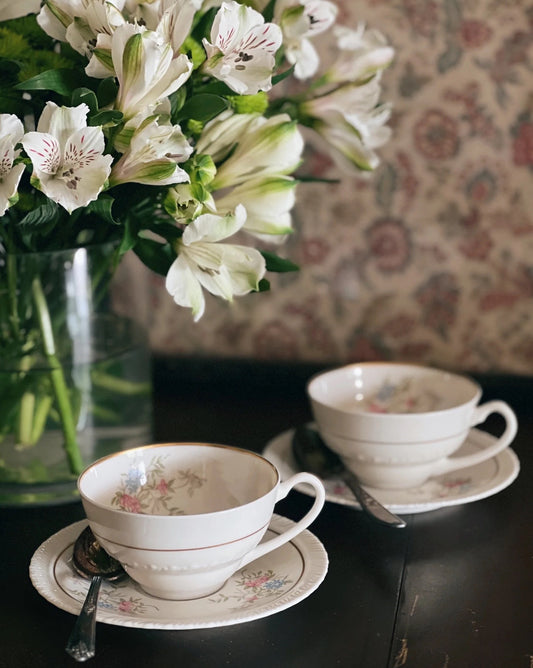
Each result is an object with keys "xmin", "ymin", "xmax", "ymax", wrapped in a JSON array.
[
  {"xmin": 29, "ymin": 515, "xmax": 328, "ymax": 630},
  {"xmin": 263, "ymin": 427, "xmax": 520, "ymax": 515}
]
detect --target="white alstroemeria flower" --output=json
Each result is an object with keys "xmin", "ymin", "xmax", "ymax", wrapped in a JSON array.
[
  {"xmin": 37, "ymin": 0, "xmax": 126, "ymax": 44},
  {"xmin": 165, "ymin": 204, "xmax": 266, "ymax": 320},
  {"xmin": 37, "ymin": 0, "xmax": 85, "ymax": 42},
  {"xmin": 156, "ymin": 0, "xmax": 203, "ymax": 53},
  {"xmin": 301, "ymin": 77, "xmax": 392, "ymax": 168},
  {"xmin": 211, "ymin": 113, "xmax": 304, "ymax": 189},
  {"xmin": 324, "ymin": 24, "xmax": 395, "ymax": 84},
  {"xmin": 85, "ymin": 31, "xmax": 116, "ymax": 78},
  {"xmin": 194, "ymin": 110, "xmax": 259, "ymax": 163},
  {"xmin": 89, "ymin": 23, "xmax": 193, "ymax": 119},
  {"xmin": 0, "ymin": 0, "xmax": 40, "ymax": 21},
  {"xmin": 202, "ymin": 1, "xmax": 282, "ymax": 94},
  {"xmin": 124, "ymin": 0, "xmax": 202, "ymax": 53},
  {"xmin": 302, "ymin": 80, "xmax": 392, "ymax": 172},
  {"xmin": 303, "ymin": 76, "xmax": 384, "ymax": 130},
  {"xmin": 313, "ymin": 112, "xmax": 391, "ymax": 173},
  {"xmin": 274, "ymin": 0, "xmax": 337, "ymax": 80},
  {"xmin": 215, "ymin": 176, "xmax": 297, "ymax": 241},
  {"xmin": 110, "ymin": 116, "xmax": 193, "ymax": 186},
  {"xmin": 0, "ymin": 115, "xmax": 26, "ymax": 216},
  {"xmin": 124, "ymin": 0, "xmax": 168, "ymax": 28},
  {"xmin": 65, "ymin": 0, "xmax": 127, "ymax": 58},
  {"xmin": 21, "ymin": 102, "xmax": 113, "ymax": 213}
]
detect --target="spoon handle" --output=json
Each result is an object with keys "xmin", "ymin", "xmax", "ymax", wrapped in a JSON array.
[
  {"xmin": 65, "ymin": 575, "xmax": 102, "ymax": 662},
  {"xmin": 341, "ymin": 469, "xmax": 406, "ymax": 528}
]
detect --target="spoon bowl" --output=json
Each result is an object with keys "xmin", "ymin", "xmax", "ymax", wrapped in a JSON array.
[{"xmin": 71, "ymin": 525, "xmax": 125, "ymax": 581}]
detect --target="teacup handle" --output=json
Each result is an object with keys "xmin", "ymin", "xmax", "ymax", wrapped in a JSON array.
[
  {"xmin": 437, "ymin": 400, "xmax": 517, "ymax": 476},
  {"xmin": 239, "ymin": 473, "xmax": 325, "ymax": 568}
]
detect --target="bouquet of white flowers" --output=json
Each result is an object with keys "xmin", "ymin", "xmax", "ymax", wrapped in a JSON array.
[
  {"xmin": 1, "ymin": 0, "xmax": 393, "ymax": 319},
  {"xmin": 0, "ymin": 0, "xmax": 393, "ymax": 495}
]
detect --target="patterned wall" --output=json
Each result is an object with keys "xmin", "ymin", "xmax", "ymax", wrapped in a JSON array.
[{"xmin": 114, "ymin": 0, "xmax": 533, "ymax": 375}]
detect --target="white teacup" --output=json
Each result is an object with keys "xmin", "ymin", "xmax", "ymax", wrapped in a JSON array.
[
  {"xmin": 78, "ymin": 443, "xmax": 325, "ymax": 600},
  {"xmin": 307, "ymin": 363, "xmax": 517, "ymax": 489}
]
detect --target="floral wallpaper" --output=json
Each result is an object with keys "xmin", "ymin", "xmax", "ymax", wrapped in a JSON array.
[{"xmin": 114, "ymin": 0, "xmax": 533, "ymax": 375}]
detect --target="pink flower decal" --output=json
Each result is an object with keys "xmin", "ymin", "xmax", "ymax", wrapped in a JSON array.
[
  {"xmin": 368, "ymin": 402, "xmax": 387, "ymax": 413},
  {"xmin": 156, "ymin": 479, "xmax": 168, "ymax": 495},
  {"xmin": 119, "ymin": 600, "xmax": 134, "ymax": 612},
  {"xmin": 111, "ymin": 455, "xmax": 206, "ymax": 515},
  {"xmin": 119, "ymin": 493, "xmax": 141, "ymax": 513},
  {"xmin": 245, "ymin": 575, "xmax": 270, "ymax": 588}
]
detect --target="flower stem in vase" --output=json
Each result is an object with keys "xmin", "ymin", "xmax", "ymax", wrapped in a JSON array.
[
  {"xmin": 31, "ymin": 277, "xmax": 84, "ymax": 476},
  {"xmin": 17, "ymin": 386, "xmax": 35, "ymax": 447}
]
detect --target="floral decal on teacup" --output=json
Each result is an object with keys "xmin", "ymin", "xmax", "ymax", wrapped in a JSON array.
[
  {"xmin": 111, "ymin": 455, "xmax": 206, "ymax": 515},
  {"xmin": 359, "ymin": 377, "xmax": 442, "ymax": 414}
]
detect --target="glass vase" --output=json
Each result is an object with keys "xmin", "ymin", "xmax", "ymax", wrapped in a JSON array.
[{"xmin": 0, "ymin": 244, "xmax": 153, "ymax": 506}]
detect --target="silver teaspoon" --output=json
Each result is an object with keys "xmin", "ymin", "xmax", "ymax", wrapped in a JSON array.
[
  {"xmin": 65, "ymin": 525, "xmax": 125, "ymax": 662},
  {"xmin": 292, "ymin": 424, "xmax": 406, "ymax": 528}
]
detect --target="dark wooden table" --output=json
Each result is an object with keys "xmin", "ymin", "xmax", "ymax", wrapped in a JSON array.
[{"xmin": 1, "ymin": 359, "xmax": 532, "ymax": 668}]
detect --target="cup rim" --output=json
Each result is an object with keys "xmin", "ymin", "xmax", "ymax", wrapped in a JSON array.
[
  {"xmin": 78, "ymin": 442, "xmax": 281, "ymax": 519},
  {"xmin": 306, "ymin": 361, "xmax": 482, "ymax": 417}
]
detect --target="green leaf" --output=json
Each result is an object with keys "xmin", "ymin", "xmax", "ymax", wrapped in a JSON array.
[
  {"xmin": 133, "ymin": 238, "xmax": 174, "ymax": 277},
  {"xmin": 195, "ymin": 80, "xmax": 235, "ymax": 97},
  {"xmin": 261, "ymin": 251, "xmax": 299, "ymax": 273},
  {"xmin": 97, "ymin": 77, "xmax": 118, "ymax": 107},
  {"xmin": 257, "ymin": 278, "xmax": 271, "ymax": 292},
  {"xmin": 84, "ymin": 196, "xmax": 116, "ymax": 225},
  {"xmin": 15, "ymin": 68, "xmax": 91, "ymax": 96},
  {"xmin": 261, "ymin": 0, "xmax": 277, "ymax": 22},
  {"xmin": 175, "ymin": 94, "xmax": 229, "ymax": 124},
  {"xmin": 89, "ymin": 109, "xmax": 123, "ymax": 127},
  {"xmin": 18, "ymin": 200, "xmax": 59, "ymax": 228},
  {"xmin": 169, "ymin": 86, "xmax": 188, "ymax": 122},
  {"xmin": 71, "ymin": 87, "xmax": 98, "ymax": 113},
  {"xmin": 117, "ymin": 218, "xmax": 138, "ymax": 257},
  {"xmin": 0, "ymin": 57, "xmax": 22, "ymax": 84},
  {"xmin": 191, "ymin": 7, "xmax": 218, "ymax": 42}
]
